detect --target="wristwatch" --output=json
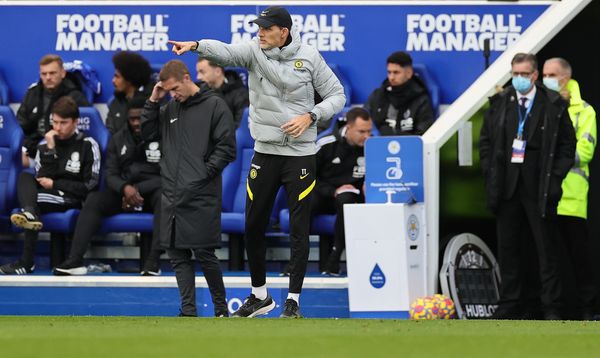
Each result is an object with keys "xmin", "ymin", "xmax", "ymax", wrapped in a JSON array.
[{"xmin": 308, "ymin": 111, "xmax": 318, "ymax": 123}]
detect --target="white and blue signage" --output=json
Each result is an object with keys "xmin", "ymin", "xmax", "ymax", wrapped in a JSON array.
[
  {"xmin": 0, "ymin": 3, "xmax": 548, "ymax": 104},
  {"xmin": 365, "ymin": 136, "xmax": 424, "ymax": 204}
]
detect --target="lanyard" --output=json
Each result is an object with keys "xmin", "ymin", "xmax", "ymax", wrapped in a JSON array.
[{"xmin": 517, "ymin": 97, "xmax": 534, "ymax": 139}]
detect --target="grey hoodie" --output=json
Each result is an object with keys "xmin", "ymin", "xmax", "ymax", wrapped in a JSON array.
[{"xmin": 196, "ymin": 26, "xmax": 346, "ymax": 156}]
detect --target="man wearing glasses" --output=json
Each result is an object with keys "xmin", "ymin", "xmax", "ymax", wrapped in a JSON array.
[{"xmin": 480, "ymin": 53, "xmax": 576, "ymax": 320}]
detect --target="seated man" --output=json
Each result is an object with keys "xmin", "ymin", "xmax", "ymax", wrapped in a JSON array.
[
  {"xmin": 17, "ymin": 54, "xmax": 90, "ymax": 167},
  {"xmin": 54, "ymin": 97, "xmax": 163, "ymax": 276},
  {"xmin": 196, "ymin": 58, "xmax": 249, "ymax": 128},
  {"xmin": 106, "ymin": 51, "xmax": 154, "ymax": 134},
  {"xmin": 1, "ymin": 96, "xmax": 101, "ymax": 274},
  {"xmin": 314, "ymin": 107, "xmax": 372, "ymax": 275},
  {"xmin": 364, "ymin": 51, "xmax": 434, "ymax": 136}
]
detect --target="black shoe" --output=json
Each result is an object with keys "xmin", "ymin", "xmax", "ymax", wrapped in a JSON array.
[
  {"xmin": 177, "ymin": 310, "xmax": 197, "ymax": 317},
  {"xmin": 140, "ymin": 259, "xmax": 161, "ymax": 276},
  {"xmin": 10, "ymin": 209, "xmax": 42, "ymax": 231},
  {"xmin": 581, "ymin": 309, "xmax": 595, "ymax": 321},
  {"xmin": 543, "ymin": 311, "xmax": 562, "ymax": 321},
  {"xmin": 490, "ymin": 305, "xmax": 521, "ymax": 320},
  {"xmin": 232, "ymin": 294, "xmax": 275, "ymax": 317},
  {"xmin": 0, "ymin": 261, "xmax": 35, "ymax": 275},
  {"xmin": 280, "ymin": 299, "xmax": 303, "ymax": 318},
  {"xmin": 279, "ymin": 264, "xmax": 291, "ymax": 277},
  {"xmin": 53, "ymin": 258, "xmax": 87, "ymax": 276},
  {"xmin": 215, "ymin": 310, "xmax": 229, "ymax": 317}
]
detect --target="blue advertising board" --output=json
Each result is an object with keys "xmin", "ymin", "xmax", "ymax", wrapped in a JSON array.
[
  {"xmin": 0, "ymin": 2, "xmax": 548, "ymax": 104},
  {"xmin": 365, "ymin": 136, "xmax": 424, "ymax": 204}
]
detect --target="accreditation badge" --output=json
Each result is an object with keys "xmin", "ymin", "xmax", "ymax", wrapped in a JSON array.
[{"xmin": 511, "ymin": 138, "xmax": 526, "ymax": 163}]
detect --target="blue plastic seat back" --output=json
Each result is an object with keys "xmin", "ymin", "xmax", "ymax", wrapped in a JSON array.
[
  {"xmin": 77, "ymin": 107, "xmax": 110, "ymax": 191},
  {"xmin": 232, "ymin": 148, "xmax": 254, "ymax": 213},
  {"xmin": 223, "ymin": 107, "xmax": 252, "ymax": 212},
  {"xmin": 413, "ymin": 63, "xmax": 440, "ymax": 118},
  {"xmin": 0, "ymin": 106, "xmax": 24, "ymax": 216},
  {"xmin": 0, "ymin": 71, "xmax": 9, "ymax": 105}
]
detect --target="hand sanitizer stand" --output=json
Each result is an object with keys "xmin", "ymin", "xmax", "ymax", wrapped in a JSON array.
[
  {"xmin": 344, "ymin": 202, "xmax": 426, "ymax": 318},
  {"xmin": 344, "ymin": 136, "xmax": 427, "ymax": 318}
]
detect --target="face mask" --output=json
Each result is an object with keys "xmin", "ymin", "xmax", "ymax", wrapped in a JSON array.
[
  {"xmin": 512, "ymin": 76, "xmax": 532, "ymax": 94},
  {"xmin": 543, "ymin": 77, "xmax": 561, "ymax": 92}
]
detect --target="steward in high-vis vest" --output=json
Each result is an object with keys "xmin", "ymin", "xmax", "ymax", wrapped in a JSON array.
[
  {"xmin": 543, "ymin": 58, "xmax": 598, "ymax": 320},
  {"xmin": 557, "ymin": 79, "xmax": 596, "ymax": 219}
]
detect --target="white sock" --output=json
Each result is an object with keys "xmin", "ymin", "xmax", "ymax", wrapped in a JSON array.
[
  {"xmin": 252, "ymin": 285, "xmax": 267, "ymax": 300},
  {"xmin": 287, "ymin": 293, "xmax": 300, "ymax": 305}
]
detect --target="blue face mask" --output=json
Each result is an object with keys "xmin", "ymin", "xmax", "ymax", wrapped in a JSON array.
[
  {"xmin": 543, "ymin": 77, "xmax": 561, "ymax": 92},
  {"xmin": 512, "ymin": 76, "xmax": 532, "ymax": 94}
]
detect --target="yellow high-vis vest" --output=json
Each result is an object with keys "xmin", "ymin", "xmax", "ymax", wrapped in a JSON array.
[{"xmin": 557, "ymin": 79, "xmax": 597, "ymax": 219}]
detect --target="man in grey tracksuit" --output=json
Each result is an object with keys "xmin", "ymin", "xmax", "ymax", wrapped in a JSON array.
[{"xmin": 169, "ymin": 6, "xmax": 345, "ymax": 318}]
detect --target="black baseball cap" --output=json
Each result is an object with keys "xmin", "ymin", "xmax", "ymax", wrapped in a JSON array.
[{"xmin": 249, "ymin": 6, "xmax": 293, "ymax": 29}]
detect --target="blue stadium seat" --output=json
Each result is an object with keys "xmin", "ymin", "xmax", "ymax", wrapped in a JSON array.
[
  {"xmin": 99, "ymin": 213, "xmax": 154, "ymax": 235},
  {"xmin": 327, "ymin": 63, "xmax": 351, "ymax": 106},
  {"xmin": 279, "ymin": 209, "xmax": 336, "ymax": 236},
  {"xmin": 0, "ymin": 106, "xmax": 24, "ymax": 232},
  {"xmin": 0, "ymin": 71, "xmax": 9, "ymax": 105},
  {"xmin": 413, "ymin": 63, "xmax": 440, "ymax": 118}
]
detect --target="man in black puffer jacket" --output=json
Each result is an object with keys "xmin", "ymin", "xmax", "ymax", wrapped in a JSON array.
[
  {"xmin": 142, "ymin": 60, "xmax": 236, "ymax": 317},
  {"xmin": 17, "ymin": 54, "xmax": 90, "ymax": 166},
  {"xmin": 196, "ymin": 58, "xmax": 249, "ymax": 128},
  {"xmin": 364, "ymin": 51, "xmax": 434, "ymax": 136}
]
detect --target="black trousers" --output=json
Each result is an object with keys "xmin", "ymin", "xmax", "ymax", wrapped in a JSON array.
[
  {"xmin": 496, "ymin": 185, "xmax": 562, "ymax": 314},
  {"xmin": 67, "ymin": 189, "xmax": 162, "ymax": 262},
  {"xmin": 312, "ymin": 191, "xmax": 363, "ymax": 271},
  {"xmin": 16, "ymin": 172, "xmax": 80, "ymax": 265},
  {"xmin": 557, "ymin": 215, "xmax": 597, "ymax": 312},
  {"xmin": 245, "ymin": 152, "xmax": 315, "ymax": 294},
  {"xmin": 168, "ymin": 248, "xmax": 227, "ymax": 316}
]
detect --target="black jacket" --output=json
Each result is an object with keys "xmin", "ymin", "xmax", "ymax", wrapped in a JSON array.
[
  {"xmin": 365, "ymin": 76, "xmax": 434, "ymax": 136},
  {"xmin": 36, "ymin": 132, "xmax": 100, "ymax": 201},
  {"xmin": 216, "ymin": 70, "xmax": 249, "ymax": 129},
  {"xmin": 479, "ymin": 85, "xmax": 576, "ymax": 217},
  {"xmin": 315, "ymin": 125, "xmax": 366, "ymax": 198},
  {"xmin": 18, "ymin": 78, "xmax": 90, "ymax": 156},
  {"xmin": 141, "ymin": 86, "xmax": 236, "ymax": 249},
  {"xmin": 106, "ymin": 83, "xmax": 154, "ymax": 134},
  {"xmin": 106, "ymin": 125, "xmax": 161, "ymax": 196}
]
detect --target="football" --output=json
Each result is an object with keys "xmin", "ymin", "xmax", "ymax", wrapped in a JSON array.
[
  {"xmin": 409, "ymin": 296, "xmax": 439, "ymax": 320},
  {"xmin": 432, "ymin": 294, "xmax": 457, "ymax": 319}
]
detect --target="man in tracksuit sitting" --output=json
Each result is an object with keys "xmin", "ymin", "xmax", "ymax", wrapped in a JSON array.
[
  {"xmin": 53, "ymin": 96, "xmax": 164, "ymax": 276},
  {"xmin": 1, "ymin": 96, "xmax": 101, "ymax": 274}
]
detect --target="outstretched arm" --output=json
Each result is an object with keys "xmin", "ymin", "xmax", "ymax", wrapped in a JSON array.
[{"xmin": 168, "ymin": 40, "xmax": 199, "ymax": 55}]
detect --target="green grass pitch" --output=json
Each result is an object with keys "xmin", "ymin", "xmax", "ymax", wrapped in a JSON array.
[{"xmin": 1, "ymin": 316, "xmax": 599, "ymax": 358}]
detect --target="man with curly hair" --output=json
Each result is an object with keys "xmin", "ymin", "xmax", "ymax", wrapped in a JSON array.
[{"xmin": 106, "ymin": 51, "xmax": 154, "ymax": 134}]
